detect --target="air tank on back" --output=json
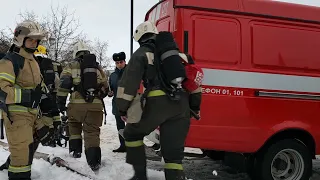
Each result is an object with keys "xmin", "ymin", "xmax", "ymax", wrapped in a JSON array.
[{"xmin": 155, "ymin": 31, "xmax": 186, "ymax": 89}]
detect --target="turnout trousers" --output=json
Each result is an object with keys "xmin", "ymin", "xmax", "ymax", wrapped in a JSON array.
[
  {"xmin": 66, "ymin": 101, "xmax": 103, "ymax": 167},
  {"xmin": 123, "ymin": 90, "xmax": 190, "ymax": 180},
  {"xmin": 3, "ymin": 106, "xmax": 45, "ymax": 180}
]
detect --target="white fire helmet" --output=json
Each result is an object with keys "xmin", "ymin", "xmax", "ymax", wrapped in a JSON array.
[
  {"xmin": 133, "ymin": 21, "xmax": 159, "ymax": 42},
  {"xmin": 72, "ymin": 41, "xmax": 90, "ymax": 59},
  {"xmin": 13, "ymin": 20, "xmax": 47, "ymax": 48}
]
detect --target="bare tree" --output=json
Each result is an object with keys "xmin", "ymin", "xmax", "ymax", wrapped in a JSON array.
[
  {"xmin": 0, "ymin": 29, "xmax": 11, "ymax": 53},
  {"xmin": 15, "ymin": 4, "xmax": 112, "ymax": 65},
  {"xmin": 18, "ymin": 10, "xmax": 38, "ymax": 22},
  {"xmin": 19, "ymin": 4, "xmax": 82, "ymax": 61},
  {"xmin": 60, "ymin": 33, "xmax": 92, "ymax": 62},
  {"xmin": 91, "ymin": 38, "xmax": 112, "ymax": 69}
]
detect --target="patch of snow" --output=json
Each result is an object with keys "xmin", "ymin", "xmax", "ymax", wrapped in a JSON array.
[{"xmin": 0, "ymin": 98, "xmax": 165, "ymax": 180}]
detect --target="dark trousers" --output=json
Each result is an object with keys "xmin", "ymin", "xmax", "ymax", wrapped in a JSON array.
[
  {"xmin": 123, "ymin": 92, "xmax": 190, "ymax": 179},
  {"xmin": 115, "ymin": 115, "xmax": 125, "ymax": 146}
]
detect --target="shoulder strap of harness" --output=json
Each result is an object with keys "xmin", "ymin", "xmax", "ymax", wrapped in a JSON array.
[
  {"xmin": 3, "ymin": 52, "xmax": 25, "ymax": 78},
  {"xmin": 0, "ymin": 52, "xmax": 24, "ymax": 121}
]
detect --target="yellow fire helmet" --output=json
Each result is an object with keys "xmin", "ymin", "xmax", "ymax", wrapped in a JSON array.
[{"xmin": 34, "ymin": 45, "xmax": 48, "ymax": 58}]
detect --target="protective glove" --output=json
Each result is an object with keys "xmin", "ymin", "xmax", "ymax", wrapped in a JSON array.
[
  {"xmin": 35, "ymin": 125, "xmax": 54, "ymax": 146},
  {"xmin": 20, "ymin": 85, "xmax": 42, "ymax": 108}
]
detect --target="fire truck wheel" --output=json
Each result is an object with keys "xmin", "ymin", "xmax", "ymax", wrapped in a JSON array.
[{"xmin": 255, "ymin": 139, "xmax": 312, "ymax": 180}]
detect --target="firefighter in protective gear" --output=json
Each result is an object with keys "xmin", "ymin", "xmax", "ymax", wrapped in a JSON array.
[
  {"xmin": 56, "ymin": 41, "xmax": 109, "ymax": 171},
  {"xmin": 116, "ymin": 21, "xmax": 201, "ymax": 180},
  {"xmin": 34, "ymin": 45, "xmax": 62, "ymax": 147},
  {"xmin": 0, "ymin": 20, "xmax": 53, "ymax": 180}
]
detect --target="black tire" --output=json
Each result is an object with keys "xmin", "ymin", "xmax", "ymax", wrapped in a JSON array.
[{"xmin": 254, "ymin": 139, "xmax": 312, "ymax": 180}]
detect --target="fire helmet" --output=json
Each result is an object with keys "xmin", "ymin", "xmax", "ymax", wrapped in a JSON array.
[{"xmin": 133, "ymin": 21, "xmax": 159, "ymax": 42}]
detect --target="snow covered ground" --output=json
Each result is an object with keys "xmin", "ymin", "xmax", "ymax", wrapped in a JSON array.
[
  {"xmin": 0, "ymin": 98, "xmax": 166, "ymax": 180},
  {"xmin": 0, "ymin": 98, "xmax": 320, "ymax": 180}
]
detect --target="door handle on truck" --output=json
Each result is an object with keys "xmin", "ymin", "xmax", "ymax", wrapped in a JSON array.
[{"xmin": 184, "ymin": 31, "xmax": 189, "ymax": 53}]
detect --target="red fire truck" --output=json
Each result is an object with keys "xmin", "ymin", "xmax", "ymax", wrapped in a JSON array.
[{"xmin": 143, "ymin": 0, "xmax": 320, "ymax": 179}]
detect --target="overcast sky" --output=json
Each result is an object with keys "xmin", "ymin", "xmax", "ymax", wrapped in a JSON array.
[{"xmin": 0, "ymin": 0, "xmax": 319, "ymax": 62}]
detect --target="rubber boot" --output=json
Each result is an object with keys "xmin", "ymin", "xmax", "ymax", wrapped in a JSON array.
[
  {"xmin": 69, "ymin": 139, "xmax": 82, "ymax": 158},
  {"xmin": 113, "ymin": 145, "xmax": 126, "ymax": 153},
  {"xmin": 164, "ymin": 169, "xmax": 186, "ymax": 180},
  {"xmin": 9, "ymin": 177, "xmax": 31, "ymax": 180},
  {"xmin": 8, "ymin": 170, "xmax": 31, "ymax": 180},
  {"xmin": 129, "ymin": 165, "xmax": 147, "ymax": 180},
  {"xmin": 85, "ymin": 147, "xmax": 101, "ymax": 171}
]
